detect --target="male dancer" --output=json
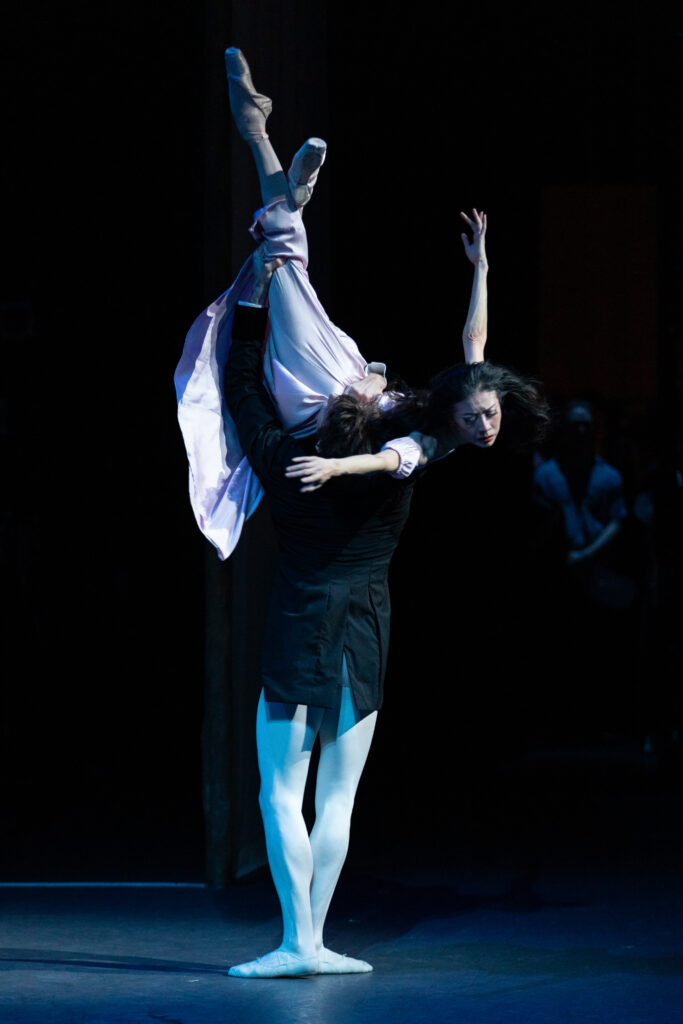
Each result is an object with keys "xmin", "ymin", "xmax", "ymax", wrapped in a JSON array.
[{"xmin": 224, "ymin": 252, "xmax": 416, "ymax": 977}]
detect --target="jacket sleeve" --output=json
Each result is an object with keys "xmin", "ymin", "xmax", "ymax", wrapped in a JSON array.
[{"xmin": 224, "ymin": 304, "xmax": 298, "ymax": 477}]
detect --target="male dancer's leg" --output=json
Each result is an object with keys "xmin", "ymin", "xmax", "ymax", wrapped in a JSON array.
[
  {"xmin": 228, "ymin": 692, "xmax": 324, "ymax": 978},
  {"xmin": 309, "ymin": 660, "xmax": 377, "ymax": 973}
]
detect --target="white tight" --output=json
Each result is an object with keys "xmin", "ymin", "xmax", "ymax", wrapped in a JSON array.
[
  {"xmin": 249, "ymin": 138, "xmax": 290, "ymax": 207},
  {"xmin": 256, "ymin": 665, "xmax": 377, "ymax": 955}
]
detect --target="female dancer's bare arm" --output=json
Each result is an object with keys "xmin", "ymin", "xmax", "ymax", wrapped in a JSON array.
[
  {"xmin": 285, "ymin": 451, "xmax": 401, "ymax": 492},
  {"xmin": 460, "ymin": 208, "xmax": 488, "ymax": 363}
]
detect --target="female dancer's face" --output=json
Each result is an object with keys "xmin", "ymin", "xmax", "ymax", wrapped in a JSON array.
[{"xmin": 452, "ymin": 389, "xmax": 502, "ymax": 447}]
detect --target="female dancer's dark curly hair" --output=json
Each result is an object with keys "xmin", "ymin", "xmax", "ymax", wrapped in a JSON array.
[{"xmin": 316, "ymin": 361, "xmax": 550, "ymax": 458}]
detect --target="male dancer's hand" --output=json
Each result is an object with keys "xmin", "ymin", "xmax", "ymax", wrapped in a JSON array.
[{"xmin": 247, "ymin": 245, "xmax": 286, "ymax": 305}]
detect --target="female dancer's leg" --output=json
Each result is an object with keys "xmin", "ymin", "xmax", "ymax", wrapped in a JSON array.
[
  {"xmin": 225, "ymin": 47, "xmax": 287, "ymax": 204},
  {"xmin": 176, "ymin": 51, "xmax": 369, "ymax": 560},
  {"xmin": 226, "ymin": 48, "xmax": 366, "ymax": 435},
  {"xmin": 225, "ymin": 47, "xmax": 326, "ymax": 210}
]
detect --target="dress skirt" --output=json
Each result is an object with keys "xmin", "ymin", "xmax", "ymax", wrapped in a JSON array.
[{"xmin": 174, "ymin": 198, "xmax": 367, "ymax": 560}]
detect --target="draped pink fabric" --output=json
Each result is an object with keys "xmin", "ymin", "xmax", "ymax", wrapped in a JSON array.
[{"xmin": 174, "ymin": 199, "xmax": 368, "ymax": 560}]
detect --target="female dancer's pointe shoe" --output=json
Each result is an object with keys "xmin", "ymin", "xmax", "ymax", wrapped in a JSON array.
[
  {"xmin": 316, "ymin": 948, "xmax": 373, "ymax": 974},
  {"xmin": 288, "ymin": 138, "xmax": 327, "ymax": 208},
  {"xmin": 228, "ymin": 949, "xmax": 319, "ymax": 979},
  {"xmin": 224, "ymin": 47, "xmax": 272, "ymax": 143}
]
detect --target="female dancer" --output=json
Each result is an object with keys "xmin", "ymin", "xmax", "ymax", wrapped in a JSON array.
[{"xmin": 175, "ymin": 50, "xmax": 548, "ymax": 561}]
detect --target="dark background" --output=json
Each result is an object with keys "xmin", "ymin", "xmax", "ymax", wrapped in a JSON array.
[{"xmin": 2, "ymin": 1, "xmax": 681, "ymax": 882}]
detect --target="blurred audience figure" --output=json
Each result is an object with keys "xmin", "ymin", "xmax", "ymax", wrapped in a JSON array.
[
  {"xmin": 533, "ymin": 400, "xmax": 635, "ymax": 744},
  {"xmin": 534, "ymin": 401, "xmax": 628, "ymax": 577}
]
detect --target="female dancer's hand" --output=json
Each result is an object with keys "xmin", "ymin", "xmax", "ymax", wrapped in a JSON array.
[
  {"xmin": 460, "ymin": 209, "xmax": 488, "ymax": 266},
  {"xmin": 286, "ymin": 449, "xmax": 402, "ymax": 490},
  {"xmin": 344, "ymin": 373, "xmax": 386, "ymax": 402},
  {"xmin": 285, "ymin": 455, "xmax": 339, "ymax": 492}
]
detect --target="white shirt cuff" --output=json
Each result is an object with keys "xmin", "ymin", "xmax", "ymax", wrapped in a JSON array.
[
  {"xmin": 364, "ymin": 361, "xmax": 387, "ymax": 380},
  {"xmin": 380, "ymin": 436, "xmax": 423, "ymax": 480}
]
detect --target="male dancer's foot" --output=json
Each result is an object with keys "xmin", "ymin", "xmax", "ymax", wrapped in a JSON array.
[
  {"xmin": 228, "ymin": 947, "xmax": 318, "ymax": 979},
  {"xmin": 317, "ymin": 947, "xmax": 373, "ymax": 974},
  {"xmin": 225, "ymin": 47, "xmax": 272, "ymax": 142},
  {"xmin": 288, "ymin": 138, "xmax": 327, "ymax": 208},
  {"xmin": 228, "ymin": 946, "xmax": 371, "ymax": 977}
]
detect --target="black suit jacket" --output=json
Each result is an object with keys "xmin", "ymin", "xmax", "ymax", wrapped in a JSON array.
[{"xmin": 224, "ymin": 304, "xmax": 415, "ymax": 711}]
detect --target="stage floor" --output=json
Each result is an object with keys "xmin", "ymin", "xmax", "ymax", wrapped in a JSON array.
[{"xmin": 1, "ymin": 859, "xmax": 682, "ymax": 1024}]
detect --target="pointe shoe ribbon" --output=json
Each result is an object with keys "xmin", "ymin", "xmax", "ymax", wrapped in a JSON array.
[
  {"xmin": 288, "ymin": 137, "xmax": 327, "ymax": 208},
  {"xmin": 225, "ymin": 47, "xmax": 272, "ymax": 143}
]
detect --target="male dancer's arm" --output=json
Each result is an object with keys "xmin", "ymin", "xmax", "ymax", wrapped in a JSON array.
[
  {"xmin": 224, "ymin": 304, "xmax": 295, "ymax": 478},
  {"xmin": 224, "ymin": 253, "xmax": 299, "ymax": 477}
]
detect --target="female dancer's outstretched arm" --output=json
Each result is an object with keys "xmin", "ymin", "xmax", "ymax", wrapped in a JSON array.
[
  {"xmin": 285, "ymin": 210, "xmax": 490, "ymax": 491},
  {"xmin": 286, "ymin": 448, "xmax": 402, "ymax": 492},
  {"xmin": 460, "ymin": 208, "xmax": 488, "ymax": 363}
]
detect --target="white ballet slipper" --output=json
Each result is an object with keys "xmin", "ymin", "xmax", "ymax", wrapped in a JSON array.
[
  {"xmin": 316, "ymin": 948, "xmax": 373, "ymax": 974},
  {"xmin": 224, "ymin": 47, "xmax": 272, "ymax": 143},
  {"xmin": 287, "ymin": 137, "xmax": 327, "ymax": 208},
  {"xmin": 228, "ymin": 948, "xmax": 319, "ymax": 978}
]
